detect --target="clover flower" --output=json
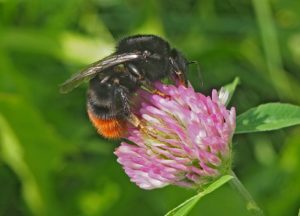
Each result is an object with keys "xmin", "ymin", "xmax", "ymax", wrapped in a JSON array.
[{"xmin": 115, "ymin": 82, "xmax": 236, "ymax": 190}]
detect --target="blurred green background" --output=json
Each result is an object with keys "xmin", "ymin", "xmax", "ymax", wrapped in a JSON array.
[{"xmin": 0, "ymin": 0, "xmax": 300, "ymax": 215}]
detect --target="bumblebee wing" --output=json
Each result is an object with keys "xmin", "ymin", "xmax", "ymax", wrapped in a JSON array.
[{"xmin": 59, "ymin": 52, "xmax": 144, "ymax": 93}]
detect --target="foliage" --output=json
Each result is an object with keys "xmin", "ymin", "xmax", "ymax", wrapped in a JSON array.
[
  {"xmin": 165, "ymin": 175, "xmax": 233, "ymax": 216},
  {"xmin": 0, "ymin": 0, "xmax": 300, "ymax": 215}
]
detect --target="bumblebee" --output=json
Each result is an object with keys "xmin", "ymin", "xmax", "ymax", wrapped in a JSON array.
[{"xmin": 60, "ymin": 34, "xmax": 189, "ymax": 139}]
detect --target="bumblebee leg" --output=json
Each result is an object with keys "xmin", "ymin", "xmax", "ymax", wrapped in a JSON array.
[
  {"xmin": 127, "ymin": 63, "xmax": 170, "ymax": 98},
  {"xmin": 112, "ymin": 80, "xmax": 131, "ymax": 116},
  {"xmin": 169, "ymin": 57, "xmax": 188, "ymax": 87},
  {"xmin": 126, "ymin": 113, "xmax": 140, "ymax": 127},
  {"xmin": 140, "ymin": 79, "xmax": 171, "ymax": 99},
  {"xmin": 127, "ymin": 63, "xmax": 144, "ymax": 79},
  {"xmin": 126, "ymin": 113, "xmax": 157, "ymax": 138},
  {"xmin": 175, "ymin": 72, "xmax": 187, "ymax": 86},
  {"xmin": 112, "ymin": 82, "xmax": 155, "ymax": 137}
]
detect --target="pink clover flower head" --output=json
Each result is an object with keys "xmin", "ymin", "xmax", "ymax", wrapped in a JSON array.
[{"xmin": 115, "ymin": 82, "xmax": 236, "ymax": 190}]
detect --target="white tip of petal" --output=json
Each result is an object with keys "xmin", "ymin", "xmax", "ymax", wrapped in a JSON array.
[{"xmin": 218, "ymin": 87, "xmax": 230, "ymax": 105}]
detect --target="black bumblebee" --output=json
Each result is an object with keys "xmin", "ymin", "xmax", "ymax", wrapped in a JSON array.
[{"xmin": 60, "ymin": 34, "xmax": 189, "ymax": 138}]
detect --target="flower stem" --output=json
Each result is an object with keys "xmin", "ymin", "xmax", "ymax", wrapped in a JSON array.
[{"xmin": 229, "ymin": 170, "xmax": 265, "ymax": 216}]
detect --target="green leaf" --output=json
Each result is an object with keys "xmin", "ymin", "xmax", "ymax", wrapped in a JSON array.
[
  {"xmin": 221, "ymin": 77, "xmax": 240, "ymax": 106},
  {"xmin": 0, "ymin": 96, "xmax": 72, "ymax": 216},
  {"xmin": 236, "ymin": 103, "xmax": 300, "ymax": 134},
  {"xmin": 165, "ymin": 175, "xmax": 233, "ymax": 216},
  {"xmin": 0, "ymin": 114, "xmax": 44, "ymax": 215}
]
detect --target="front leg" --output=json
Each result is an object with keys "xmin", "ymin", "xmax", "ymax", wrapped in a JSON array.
[
  {"xmin": 139, "ymin": 79, "xmax": 171, "ymax": 99},
  {"xmin": 127, "ymin": 63, "xmax": 170, "ymax": 98}
]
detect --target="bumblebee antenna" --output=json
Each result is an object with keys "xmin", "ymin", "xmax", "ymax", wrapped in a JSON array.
[{"xmin": 188, "ymin": 60, "xmax": 203, "ymax": 87}]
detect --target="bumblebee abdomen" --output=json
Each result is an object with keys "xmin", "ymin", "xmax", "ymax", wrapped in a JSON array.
[{"xmin": 87, "ymin": 110, "xmax": 127, "ymax": 139}]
